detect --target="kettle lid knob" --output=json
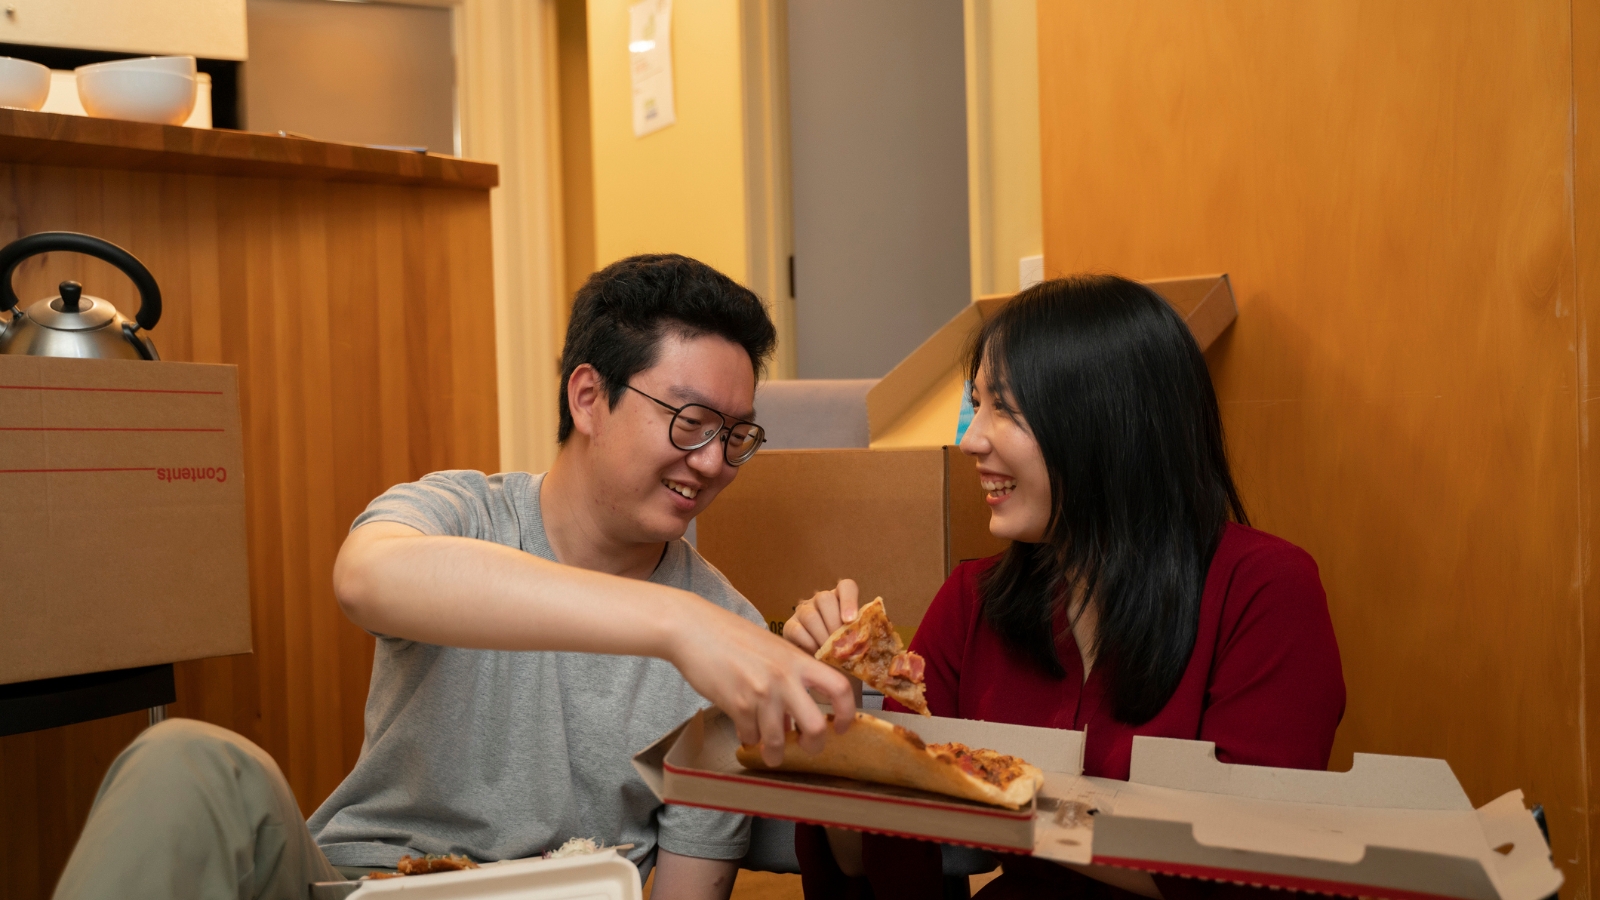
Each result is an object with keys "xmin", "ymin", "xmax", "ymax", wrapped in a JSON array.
[{"xmin": 59, "ymin": 281, "xmax": 81, "ymax": 313}]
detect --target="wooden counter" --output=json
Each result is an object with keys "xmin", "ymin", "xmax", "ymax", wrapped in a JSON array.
[
  {"xmin": 0, "ymin": 111, "xmax": 501, "ymax": 899},
  {"xmin": 0, "ymin": 108, "xmax": 498, "ymax": 189}
]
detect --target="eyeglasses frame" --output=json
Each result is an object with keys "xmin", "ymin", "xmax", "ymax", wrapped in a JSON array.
[{"xmin": 624, "ymin": 384, "xmax": 767, "ymax": 466}]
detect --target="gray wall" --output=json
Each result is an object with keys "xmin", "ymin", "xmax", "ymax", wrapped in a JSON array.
[
  {"xmin": 787, "ymin": 0, "xmax": 971, "ymax": 379},
  {"xmin": 243, "ymin": 0, "xmax": 456, "ymax": 155}
]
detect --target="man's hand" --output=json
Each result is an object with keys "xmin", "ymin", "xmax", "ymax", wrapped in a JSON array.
[
  {"xmin": 783, "ymin": 578, "xmax": 861, "ymax": 654},
  {"xmin": 666, "ymin": 599, "xmax": 855, "ymax": 767}
]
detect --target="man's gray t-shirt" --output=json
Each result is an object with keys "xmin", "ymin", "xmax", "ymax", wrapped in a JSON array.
[{"xmin": 306, "ymin": 470, "xmax": 764, "ymax": 875}]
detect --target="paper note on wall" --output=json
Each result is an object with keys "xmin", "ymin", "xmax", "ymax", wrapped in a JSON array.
[{"xmin": 630, "ymin": 0, "xmax": 675, "ymax": 136}]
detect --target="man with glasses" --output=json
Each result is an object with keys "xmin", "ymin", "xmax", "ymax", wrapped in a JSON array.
[
  {"xmin": 53, "ymin": 254, "xmax": 854, "ymax": 900},
  {"xmin": 625, "ymin": 384, "xmax": 767, "ymax": 465}
]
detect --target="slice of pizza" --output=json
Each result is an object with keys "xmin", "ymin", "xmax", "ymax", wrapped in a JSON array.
[
  {"xmin": 735, "ymin": 712, "xmax": 1043, "ymax": 809},
  {"xmin": 393, "ymin": 854, "xmax": 479, "ymax": 875},
  {"xmin": 814, "ymin": 597, "xmax": 930, "ymax": 716}
]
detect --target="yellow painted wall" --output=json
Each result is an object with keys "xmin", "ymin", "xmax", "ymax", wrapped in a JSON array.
[
  {"xmin": 586, "ymin": 0, "xmax": 751, "ymax": 283},
  {"xmin": 965, "ymin": 0, "xmax": 1042, "ymax": 297}
]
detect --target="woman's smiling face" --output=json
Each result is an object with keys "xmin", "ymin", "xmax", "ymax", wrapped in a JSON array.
[{"xmin": 959, "ymin": 362, "xmax": 1053, "ymax": 543}]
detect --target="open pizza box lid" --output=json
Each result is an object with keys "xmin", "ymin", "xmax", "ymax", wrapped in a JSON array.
[
  {"xmin": 311, "ymin": 851, "xmax": 642, "ymax": 900},
  {"xmin": 632, "ymin": 708, "xmax": 1562, "ymax": 900}
]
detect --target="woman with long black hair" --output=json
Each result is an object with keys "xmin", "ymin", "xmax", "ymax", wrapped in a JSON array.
[{"xmin": 784, "ymin": 275, "xmax": 1345, "ymax": 899}]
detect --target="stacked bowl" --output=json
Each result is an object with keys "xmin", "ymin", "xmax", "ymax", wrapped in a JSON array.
[
  {"xmin": 76, "ymin": 56, "xmax": 197, "ymax": 125},
  {"xmin": 0, "ymin": 57, "xmax": 50, "ymax": 111}
]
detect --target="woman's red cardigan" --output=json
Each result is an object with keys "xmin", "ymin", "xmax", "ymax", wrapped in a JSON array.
[
  {"xmin": 891, "ymin": 522, "xmax": 1345, "ymax": 779},
  {"xmin": 796, "ymin": 523, "xmax": 1345, "ymax": 900}
]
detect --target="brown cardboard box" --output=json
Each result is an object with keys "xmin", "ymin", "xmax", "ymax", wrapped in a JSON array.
[
  {"xmin": 696, "ymin": 445, "xmax": 1007, "ymax": 636},
  {"xmin": 869, "ymin": 274, "xmax": 1236, "ymax": 448},
  {"xmin": 0, "ymin": 355, "xmax": 251, "ymax": 684},
  {"xmin": 635, "ymin": 708, "xmax": 1563, "ymax": 900}
]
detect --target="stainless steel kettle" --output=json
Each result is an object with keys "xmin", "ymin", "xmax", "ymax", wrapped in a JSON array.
[{"xmin": 0, "ymin": 232, "xmax": 162, "ymax": 360}]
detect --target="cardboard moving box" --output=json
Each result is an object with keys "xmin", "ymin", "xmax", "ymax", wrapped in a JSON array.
[
  {"xmin": 870, "ymin": 274, "xmax": 1237, "ymax": 448},
  {"xmin": 635, "ymin": 709, "xmax": 1563, "ymax": 900},
  {"xmin": 696, "ymin": 446, "xmax": 1007, "ymax": 636},
  {"xmin": 0, "ymin": 355, "xmax": 251, "ymax": 684}
]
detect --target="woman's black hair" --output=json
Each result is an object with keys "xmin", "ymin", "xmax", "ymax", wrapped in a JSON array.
[{"xmin": 969, "ymin": 274, "xmax": 1247, "ymax": 725}]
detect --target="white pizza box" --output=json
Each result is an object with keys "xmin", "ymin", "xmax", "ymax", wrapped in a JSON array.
[
  {"xmin": 635, "ymin": 704, "xmax": 1074, "ymax": 853},
  {"xmin": 311, "ymin": 851, "xmax": 642, "ymax": 900},
  {"xmin": 632, "ymin": 708, "xmax": 1563, "ymax": 900}
]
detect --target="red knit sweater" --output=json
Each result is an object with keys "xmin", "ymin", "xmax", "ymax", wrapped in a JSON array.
[
  {"xmin": 887, "ymin": 522, "xmax": 1346, "ymax": 780},
  {"xmin": 808, "ymin": 524, "xmax": 1348, "ymax": 899}
]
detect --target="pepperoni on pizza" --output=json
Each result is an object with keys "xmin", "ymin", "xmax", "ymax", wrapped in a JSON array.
[{"xmin": 814, "ymin": 597, "xmax": 930, "ymax": 716}]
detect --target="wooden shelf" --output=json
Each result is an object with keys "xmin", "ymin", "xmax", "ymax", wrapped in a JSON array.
[{"xmin": 0, "ymin": 108, "xmax": 498, "ymax": 190}]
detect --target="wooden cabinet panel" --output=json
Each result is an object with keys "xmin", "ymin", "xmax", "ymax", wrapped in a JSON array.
[
  {"xmin": 1037, "ymin": 1, "xmax": 1588, "ymax": 893},
  {"xmin": 1574, "ymin": 0, "xmax": 1600, "ymax": 887},
  {"xmin": 0, "ymin": 164, "xmax": 498, "ymax": 898}
]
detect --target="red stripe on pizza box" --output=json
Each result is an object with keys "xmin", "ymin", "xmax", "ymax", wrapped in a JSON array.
[
  {"xmin": 661, "ymin": 760, "xmax": 1035, "ymax": 821},
  {"xmin": 664, "ymin": 795, "xmax": 1481, "ymax": 900},
  {"xmin": 1091, "ymin": 856, "xmax": 1466, "ymax": 900},
  {"xmin": 661, "ymin": 797, "xmax": 1031, "ymax": 855}
]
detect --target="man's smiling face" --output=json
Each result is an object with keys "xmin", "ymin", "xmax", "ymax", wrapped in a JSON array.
[{"xmin": 585, "ymin": 330, "xmax": 757, "ymax": 544}]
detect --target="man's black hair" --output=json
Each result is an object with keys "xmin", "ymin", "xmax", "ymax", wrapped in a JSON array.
[{"xmin": 557, "ymin": 254, "xmax": 778, "ymax": 442}]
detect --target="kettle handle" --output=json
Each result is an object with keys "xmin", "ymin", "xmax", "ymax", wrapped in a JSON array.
[{"xmin": 0, "ymin": 232, "xmax": 162, "ymax": 332}]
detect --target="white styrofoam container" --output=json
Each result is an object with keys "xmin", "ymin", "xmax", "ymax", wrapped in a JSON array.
[{"xmin": 327, "ymin": 851, "xmax": 641, "ymax": 900}]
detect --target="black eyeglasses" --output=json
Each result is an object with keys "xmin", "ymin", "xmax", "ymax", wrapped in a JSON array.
[{"xmin": 625, "ymin": 385, "xmax": 767, "ymax": 466}]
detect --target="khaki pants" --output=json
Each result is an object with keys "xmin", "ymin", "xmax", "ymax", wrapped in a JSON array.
[{"xmin": 54, "ymin": 718, "xmax": 345, "ymax": 900}]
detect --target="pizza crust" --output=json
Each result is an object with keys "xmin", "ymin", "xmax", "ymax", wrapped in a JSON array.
[
  {"xmin": 734, "ymin": 713, "xmax": 1043, "ymax": 809},
  {"xmin": 815, "ymin": 598, "xmax": 931, "ymax": 716}
]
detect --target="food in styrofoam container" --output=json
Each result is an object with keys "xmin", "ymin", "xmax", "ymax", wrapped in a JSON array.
[
  {"xmin": 335, "ymin": 850, "xmax": 643, "ymax": 900},
  {"xmin": 545, "ymin": 837, "xmax": 603, "ymax": 858},
  {"xmin": 359, "ymin": 853, "xmax": 479, "ymax": 878}
]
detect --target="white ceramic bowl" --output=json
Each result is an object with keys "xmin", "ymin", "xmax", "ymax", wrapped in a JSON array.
[
  {"xmin": 77, "ymin": 68, "xmax": 196, "ymax": 125},
  {"xmin": 77, "ymin": 56, "xmax": 196, "ymax": 78},
  {"xmin": 0, "ymin": 57, "xmax": 50, "ymax": 111}
]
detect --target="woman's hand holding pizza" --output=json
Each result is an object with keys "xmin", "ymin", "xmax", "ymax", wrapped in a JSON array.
[{"xmin": 784, "ymin": 578, "xmax": 862, "ymax": 653}]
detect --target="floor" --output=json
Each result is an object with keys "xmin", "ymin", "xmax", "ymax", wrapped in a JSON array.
[
  {"xmin": 731, "ymin": 871, "xmax": 805, "ymax": 899},
  {"xmin": 641, "ymin": 869, "xmax": 801, "ymax": 899}
]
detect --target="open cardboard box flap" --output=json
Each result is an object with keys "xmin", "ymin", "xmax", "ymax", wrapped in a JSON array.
[
  {"xmin": 1050, "ymin": 737, "xmax": 1562, "ymax": 900},
  {"xmin": 633, "ymin": 710, "xmax": 1561, "ymax": 900},
  {"xmin": 868, "ymin": 274, "xmax": 1237, "ymax": 449}
]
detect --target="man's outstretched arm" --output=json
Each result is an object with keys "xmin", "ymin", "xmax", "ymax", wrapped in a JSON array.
[
  {"xmin": 333, "ymin": 521, "xmax": 854, "ymax": 764},
  {"xmin": 650, "ymin": 851, "xmax": 737, "ymax": 900}
]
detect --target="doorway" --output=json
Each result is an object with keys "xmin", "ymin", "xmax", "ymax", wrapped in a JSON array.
[{"xmin": 786, "ymin": 0, "xmax": 971, "ymax": 379}]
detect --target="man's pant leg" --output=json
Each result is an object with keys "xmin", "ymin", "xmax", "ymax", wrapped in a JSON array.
[{"xmin": 53, "ymin": 718, "xmax": 341, "ymax": 900}]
